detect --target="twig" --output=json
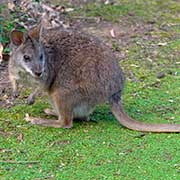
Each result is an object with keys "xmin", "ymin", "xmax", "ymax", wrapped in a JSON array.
[
  {"xmin": 0, "ymin": 82, "xmax": 10, "ymax": 84},
  {"xmin": 0, "ymin": 160, "xmax": 40, "ymax": 164}
]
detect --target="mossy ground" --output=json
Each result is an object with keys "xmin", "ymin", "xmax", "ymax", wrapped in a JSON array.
[{"xmin": 0, "ymin": 0, "xmax": 180, "ymax": 179}]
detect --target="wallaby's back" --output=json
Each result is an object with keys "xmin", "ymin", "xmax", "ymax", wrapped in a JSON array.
[{"xmin": 41, "ymin": 29, "xmax": 125, "ymax": 105}]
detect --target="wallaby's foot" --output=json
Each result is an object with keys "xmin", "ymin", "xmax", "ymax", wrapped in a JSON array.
[
  {"xmin": 13, "ymin": 90, "xmax": 19, "ymax": 98},
  {"xmin": 27, "ymin": 96, "xmax": 35, "ymax": 105},
  {"xmin": 25, "ymin": 114, "xmax": 72, "ymax": 128},
  {"xmin": 44, "ymin": 108, "xmax": 57, "ymax": 116}
]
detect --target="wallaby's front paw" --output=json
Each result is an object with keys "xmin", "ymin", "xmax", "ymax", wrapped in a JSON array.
[
  {"xmin": 13, "ymin": 90, "xmax": 19, "ymax": 98},
  {"xmin": 27, "ymin": 96, "xmax": 35, "ymax": 105}
]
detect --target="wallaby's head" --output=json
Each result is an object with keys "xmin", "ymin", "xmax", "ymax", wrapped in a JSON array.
[{"xmin": 10, "ymin": 29, "xmax": 45, "ymax": 78}]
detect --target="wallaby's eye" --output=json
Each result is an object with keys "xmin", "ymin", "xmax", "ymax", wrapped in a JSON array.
[{"xmin": 23, "ymin": 55, "xmax": 31, "ymax": 62}]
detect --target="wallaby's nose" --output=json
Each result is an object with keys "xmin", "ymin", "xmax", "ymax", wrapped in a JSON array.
[{"xmin": 35, "ymin": 71, "xmax": 42, "ymax": 77}]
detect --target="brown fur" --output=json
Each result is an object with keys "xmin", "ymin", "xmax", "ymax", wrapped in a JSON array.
[{"xmin": 9, "ymin": 27, "xmax": 180, "ymax": 132}]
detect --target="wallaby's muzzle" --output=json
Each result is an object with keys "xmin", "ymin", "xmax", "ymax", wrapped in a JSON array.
[{"xmin": 34, "ymin": 71, "xmax": 42, "ymax": 77}]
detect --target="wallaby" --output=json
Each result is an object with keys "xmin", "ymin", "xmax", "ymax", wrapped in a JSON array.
[{"xmin": 9, "ymin": 26, "xmax": 180, "ymax": 132}]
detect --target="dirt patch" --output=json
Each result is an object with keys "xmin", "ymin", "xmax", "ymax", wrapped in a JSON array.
[{"xmin": 77, "ymin": 17, "xmax": 154, "ymax": 57}]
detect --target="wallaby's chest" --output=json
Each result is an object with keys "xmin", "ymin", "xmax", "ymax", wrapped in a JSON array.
[{"xmin": 18, "ymin": 71, "xmax": 39, "ymax": 87}]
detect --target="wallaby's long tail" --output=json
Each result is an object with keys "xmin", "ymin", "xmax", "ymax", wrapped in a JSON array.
[{"xmin": 111, "ymin": 101, "xmax": 180, "ymax": 132}]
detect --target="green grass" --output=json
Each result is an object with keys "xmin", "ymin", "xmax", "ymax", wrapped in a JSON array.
[
  {"xmin": 71, "ymin": 0, "xmax": 180, "ymax": 23},
  {"xmin": 72, "ymin": 3, "xmax": 146, "ymax": 22},
  {"xmin": 0, "ymin": 0, "xmax": 180, "ymax": 179}
]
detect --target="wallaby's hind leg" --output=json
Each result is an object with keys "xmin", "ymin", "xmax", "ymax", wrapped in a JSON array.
[
  {"xmin": 25, "ymin": 108, "xmax": 73, "ymax": 128},
  {"xmin": 25, "ymin": 114, "xmax": 64, "ymax": 128},
  {"xmin": 25, "ymin": 91, "xmax": 73, "ymax": 128}
]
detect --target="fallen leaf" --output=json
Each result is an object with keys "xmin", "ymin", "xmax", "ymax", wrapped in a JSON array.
[
  {"xmin": 83, "ymin": 129, "xmax": 89, "ymax": 133},
  {"xmin": 25, "ymin": 113, "xmax": 30, "ymax": 122},
  {"xmin": 28, "ymin": 164, "xmax": 33, "ymax": 168},
  {"xmin": 17, "ymin": 133, "xmax": 24, "ymax": 142},
  {"xmin": 65, "ymin": 8, "xmax": 74, "ymax": 12},
  {"xmin": 130, "ymin": 64, "xmax": 139, "ymax": 67},
  {"xmin": 170, "ymin": 117, "xmax": 175, "ymax": 120},
  {"xmin": 2, "ymin": 94, "xmax": 8, "ymax": 100},
  {"xmin": 8, "ymin": 2, "xmax": 15, "ymax": 11},
  {"xmin": 104, "ymin": 0, "xmax": 110, "ymax": 5},
  {"xmin": 158, "ymin": 42, "xmax": 167, "ymax": 46},
  {"xmin": 110, "ymin": 29, "xmax": 116, "ymax": 38},
  {"xmin": 0, "ymin": 43, "xmax": 3, "ymax": 63}
]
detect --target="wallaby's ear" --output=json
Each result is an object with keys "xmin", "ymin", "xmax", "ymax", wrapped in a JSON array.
[
  {"xmin": 10, "ymin": 30, "xmax": 24, "ymax": 46},
  {"xmin": 40, "ymin": 25, "xmax": 48, "ymax": 39},
  {"xmin": 28, "ymin": 24, "xmax": 41, "ymax": 40}
]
